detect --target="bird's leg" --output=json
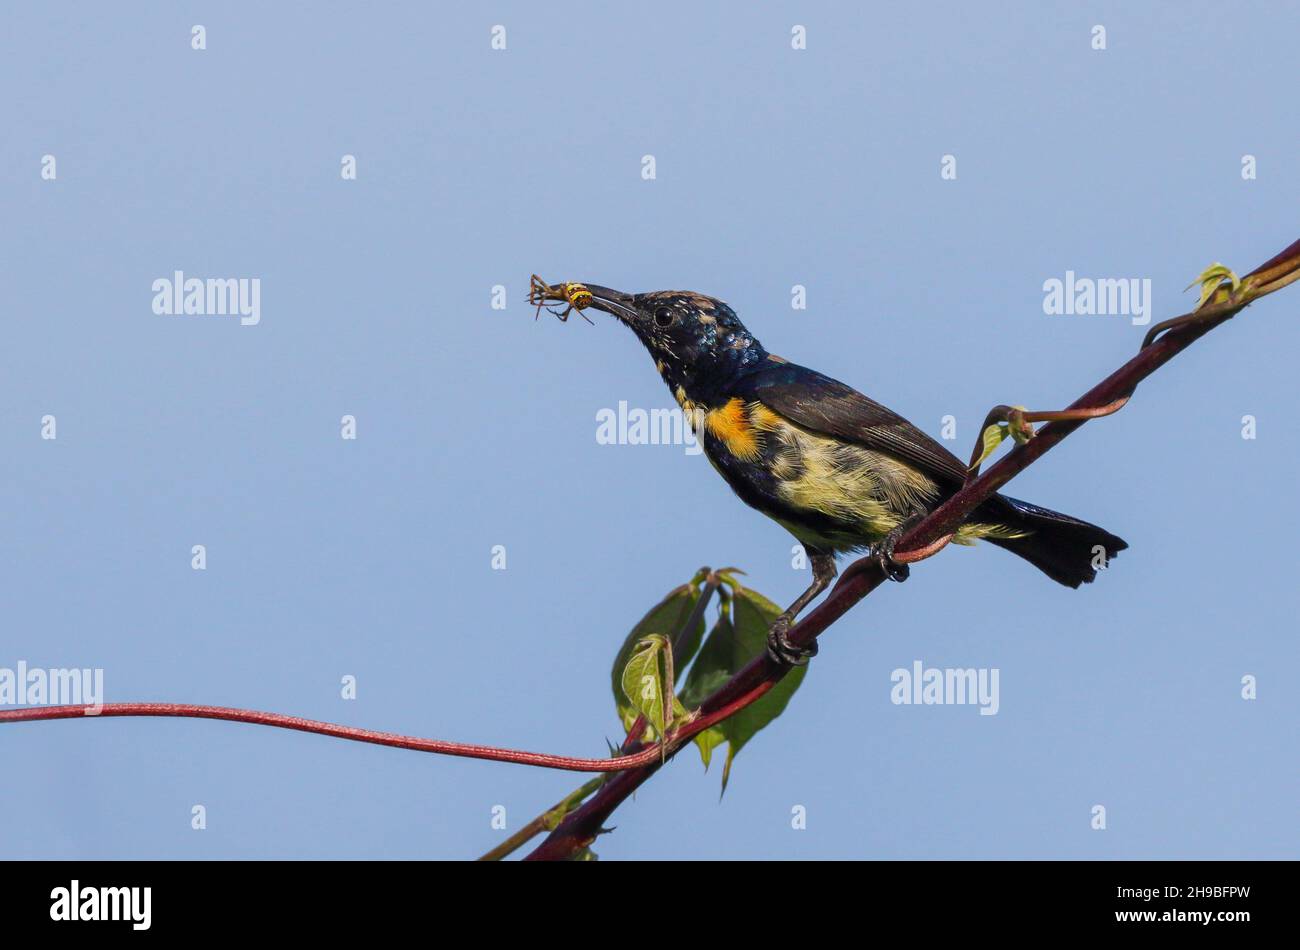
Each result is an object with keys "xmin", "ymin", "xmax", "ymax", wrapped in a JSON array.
[
  {"xmin": 873, "ymin": 514, "xmax": 927, "ymax": 582},
  {"xmin": 766, "ymin": 552, "xmax": 838, "ymax": 667}
]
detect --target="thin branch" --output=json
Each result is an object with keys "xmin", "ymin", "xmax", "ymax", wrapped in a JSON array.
[
  {"xmin": 524, "ymin": 236, "xmax": 1300, "ymax": 860},
  {"xmin": 0, "ymin": 703, "xmax": 668, "ymax": 773},
  {"xmin": 673, "ymin": 570, "xmax": 721, "ymax": 662},
  {"xmin": 0, "ymin": 576, "xmax": 734, "ymax": 780},
  {"xmin": 476, "ymin": 776, "xmax": 605, "ymax": 862}
]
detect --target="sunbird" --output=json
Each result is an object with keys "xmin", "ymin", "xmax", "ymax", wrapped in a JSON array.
[{"xmin": 553, "ymin": 283, "xmax": 1127, "ymax": 665}]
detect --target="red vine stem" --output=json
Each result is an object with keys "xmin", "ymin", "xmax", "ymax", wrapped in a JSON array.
[
  {"xmin": 0, "ymin": 703, "xmax": 665, "ymax": 773},
  {"xmin": 0, "ymin": 686, "xmax": 779, "ymax": 778},
  {"xmin": 0, "ymin": 570, "xmax": 736, "ymax": 779}
]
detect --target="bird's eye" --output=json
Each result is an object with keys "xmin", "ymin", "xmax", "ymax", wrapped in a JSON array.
[{"xmin": 654, "ymin": 308, "xmax": 676, "ymax": 328}]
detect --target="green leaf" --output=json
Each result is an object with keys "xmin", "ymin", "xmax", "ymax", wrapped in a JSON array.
[
  {"xmin": 611, "ymin": 583, "xmax": 705, "ymax": 730},
  {"xmin": 722, "ymin": 589, "xmax": 808, "ymax": 774},
  {"xmin": 619, "ymin": 707, "xmax": 640, "ymax": 736},
  {"xmin": 620, "ymin": 634, "xmax": 672, "ymax": 737},
  {"xmin": 680, "ymin": 667, "xmax": 732, "ymax": 708},
  {"xmin": 693, "ymin": 725, "xmax": 727, "ymax": 770},
  {"xmin": 972, "ymin": 422, "xmax": 1008, "ymax": 469},
  {"xmin": 679, "ymin": 607, "xmax": 737, "ymax": 708},
  {"xmin": 680, "ymin": 587, "xmax": 809, "ymax": 792},
  {"xmin": 1185, "ymin": 262, "xmax": 1242, "ymax": 311}
]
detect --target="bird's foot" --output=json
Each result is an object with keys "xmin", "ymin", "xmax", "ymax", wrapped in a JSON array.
[
  {"xmin": 766, "ymin": 615, "xmax": 818, "ymax": 667},
  {"xmin": 874, "ymin": 515, "xmax": 926, "ymax": 582}
]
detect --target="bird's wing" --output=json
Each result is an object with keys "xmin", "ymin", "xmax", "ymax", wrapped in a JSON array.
[{"xmin": 734, "ymin": 360, "xmax": 970, "ymax": 487}]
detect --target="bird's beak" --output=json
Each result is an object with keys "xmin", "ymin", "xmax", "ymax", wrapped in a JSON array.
[{"xmin": 581, "ymin": 284, "xmax": 638, "ymax": 322}]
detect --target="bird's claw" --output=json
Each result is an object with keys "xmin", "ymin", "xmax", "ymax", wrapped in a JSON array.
[
  {"xmin": 877, "ymin": 541, "xmax": 911, "ymax": 582},
  {"xmin": 874, "ymin": 515, "xmax": 924, "ymax": 582},
  {"xmin": 766, "ymin": 616, "xmax": 818, "ymax": 667}
]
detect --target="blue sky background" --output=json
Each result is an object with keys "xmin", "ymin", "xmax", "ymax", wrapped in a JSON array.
[{"xmin": 2, "ymin": 2, "xmax": 1296, "ymax": 859}]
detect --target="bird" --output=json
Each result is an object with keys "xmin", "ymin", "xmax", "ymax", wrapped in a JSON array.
[{"xmin": 558, "ymin": 283, "xmax": 1127, "ymax": 665}]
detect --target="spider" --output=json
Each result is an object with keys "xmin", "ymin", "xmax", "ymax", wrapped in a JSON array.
[{"xmin": 529, "ymin": 274, "xmax": 595, "ymax": 324}]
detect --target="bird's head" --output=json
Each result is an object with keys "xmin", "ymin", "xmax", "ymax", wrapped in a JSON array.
[{"xmin": 568, "ymin": 283, "xmax": 768, "ymax": 397}]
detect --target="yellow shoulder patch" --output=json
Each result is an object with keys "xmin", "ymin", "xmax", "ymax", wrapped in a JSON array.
[{"xmin": 706, "ymin": 397, "xmax": 761, "ymax": 461}]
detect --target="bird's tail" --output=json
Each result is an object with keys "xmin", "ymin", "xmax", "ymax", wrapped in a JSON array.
[{"xmin": 981, "ymin": 495, "xmax": 1128, "ymax": 588}]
